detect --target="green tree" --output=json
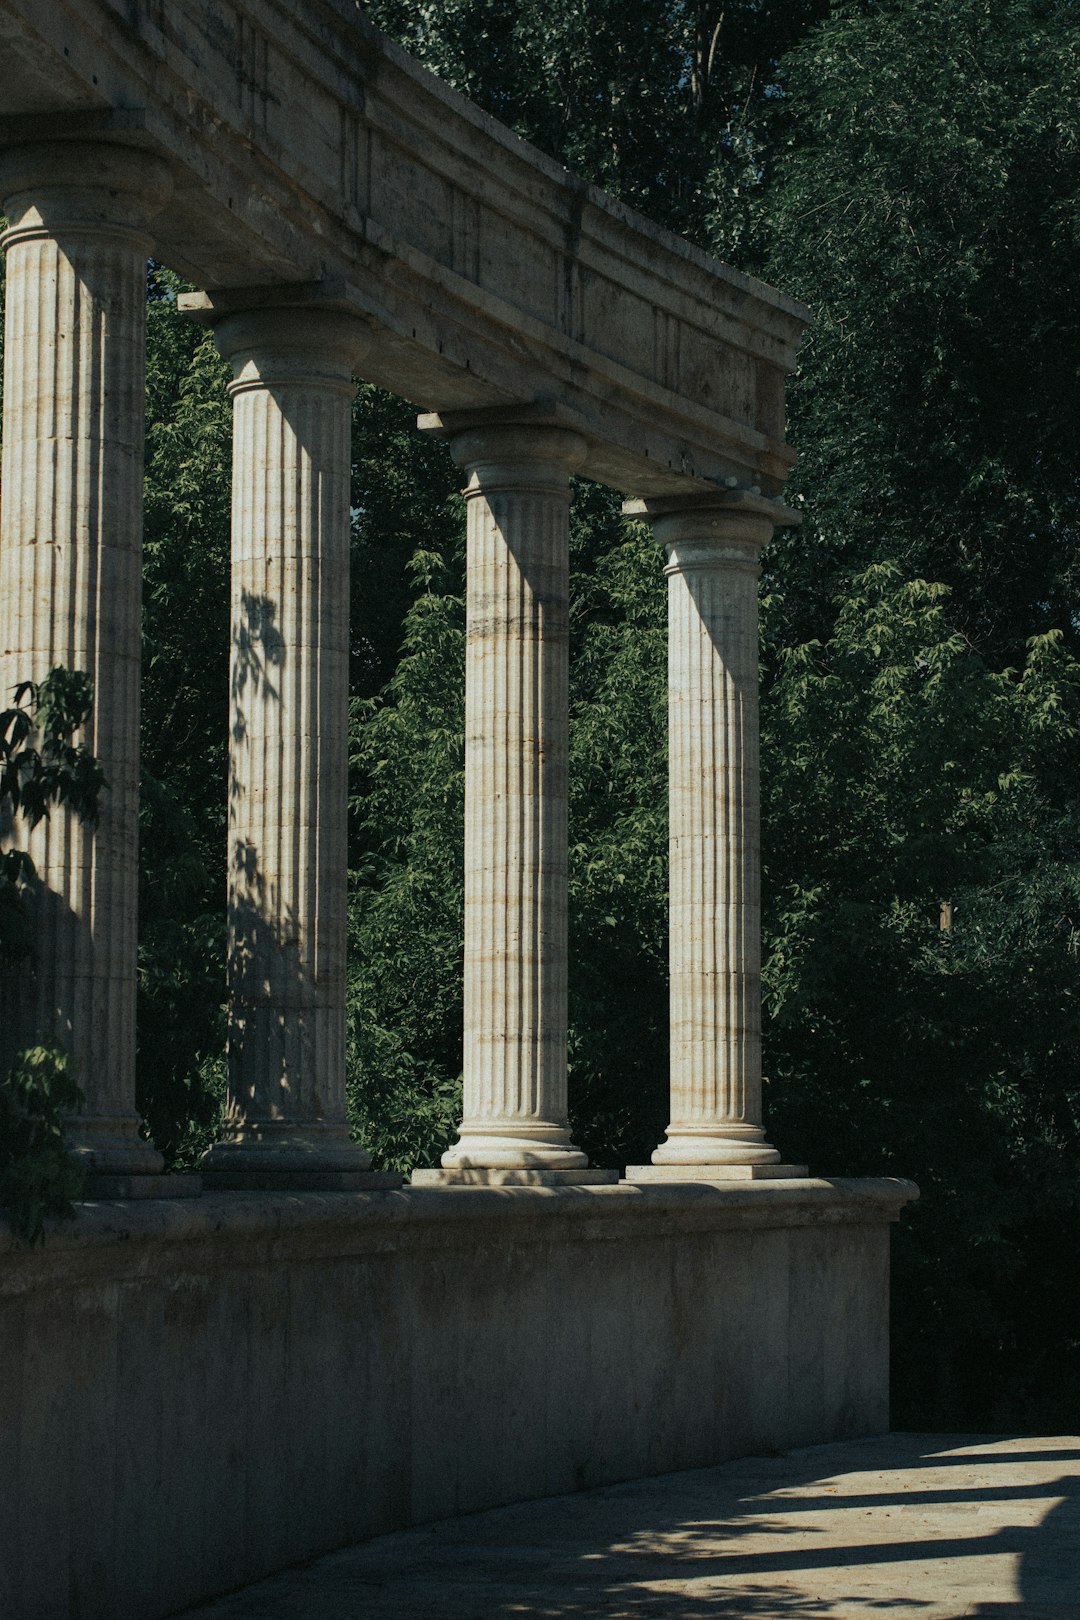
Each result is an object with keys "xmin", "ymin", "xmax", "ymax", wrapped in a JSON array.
[
  {"xmin": 565, "ymin": 496, "xmax": 668, "ymax": 1166},
  {"xmin": 137, "ymin": 267, "xmax": 233, "ymax": 1164},
  {"xmin": 0, "ymin": 669, "xmax": 104, "ymax": 965},
  {"xmin": 762, "ymin": 0, "xmax": 1080, "ymax": 655},
  {"xmin": 759, "ymin": 564, "xmax": 1080, "ymax": 1425},
  {"xmin": 756, "ymin": 0, "xmax": 1080, "ymax": 1425},
  {"xmin": 0, "ymin": 670, "xmax": 104, "ymax": 1240},
  {"xmin": 347, "ymin": 541, "xmax": 466, "ymax": 1170}
]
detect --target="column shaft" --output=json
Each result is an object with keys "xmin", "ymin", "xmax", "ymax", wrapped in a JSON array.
[
  {"xmin": 0, "ymin": 144, "xmax": 171, "ymax": 1175},
  {"xmin": 624, "ymin": 493, "xmax": 805, "ymax": 1181},
  {"xmin": 437, "ymin": 425, "xmax": 595, "ymax": 1174},
  {"xmin": 200, "ymin": 309, "xmax": 382, "ymax": 1187},
  {"xmin": 661, "ymin": 521, "xmax": 776, "ymax": 1161}
]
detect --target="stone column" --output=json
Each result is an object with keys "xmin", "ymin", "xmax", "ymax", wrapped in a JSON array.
[
  {"xmin": 624, "ymin": 493, "xmax": 806, "ymax": 1182},
  {"xmin": 412, "ymin": 418, "xmax": 614, "ymax": 1185},
  {"xmin": 0, "ymin": 142, "xmax": 174, "ymax": 1186},
  {"xmin": 199, "ymin": 308, "xmax": 395, "ymax": 1189}
]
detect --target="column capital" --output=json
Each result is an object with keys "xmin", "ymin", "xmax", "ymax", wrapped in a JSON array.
[
  {"xmin": 418, "ymin": 407, "xmax": 588, "ymax": 493},
  {"xmin": 0, "ymin": 141, "xmax": 173, "ymax": 247},
  {"xmin": 624, "ymin": 488, "xmax": 800, "ymax": 563},
  {"xmin": 200, "ymin": 305, "xmax": 373, "ymax": 398}
]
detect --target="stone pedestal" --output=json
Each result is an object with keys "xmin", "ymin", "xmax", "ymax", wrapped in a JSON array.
[
  {"xmin": 0, "ymin": 142, "xmax": 174, "ymax": 1184},
  {"xmin": 413, "ymin": 417, "xmax": 614, "ymax": 1186},
  {"xmin": 624, "ymin": 493, "xmax": 806, "ymax": 1182},
  {"xmin": 0, "ymin": 1174, "xmax": 917, "ymax": 1620},
  {"xmin": 197, "ymin": 307, "xmax": 394, "ymax": 1190}
]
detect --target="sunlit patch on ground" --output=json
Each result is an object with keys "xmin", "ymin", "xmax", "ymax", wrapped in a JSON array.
[{"xmin": 178, "ymin": 1433, "xmax": 1080, "ymax": 1619}]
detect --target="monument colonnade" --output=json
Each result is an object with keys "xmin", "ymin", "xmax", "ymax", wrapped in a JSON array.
[
  {"xmin": 0, "ymin": 22, "xmax": 919, "ymax": 1620},
  {"xmin": 0, "ymin": 137, "xmax": 804, "ymax": 1193}
]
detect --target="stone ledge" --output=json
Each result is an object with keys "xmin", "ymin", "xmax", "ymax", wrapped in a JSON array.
[
  {"xmin": 0, "ymin": 1177, "xmax": 919, "ymax": 1290},
  {"xmin": 411, "ymin": 1168, "xmax": 620, "ymax": 1187},
  {"xmin": 624, "ymin": 1163, "xmax": 810, "ymax": 1183},
  {"xmin": 82, "ymin": 1171, "xmax": 203, "ymax": 1199},
  {"xmin": 199, "ymin": 1169, "xmax": 403, "ymax": 1193}
]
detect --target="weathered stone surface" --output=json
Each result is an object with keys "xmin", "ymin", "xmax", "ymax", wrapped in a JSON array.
[
  {"xmin": 0, "ymin": 1, "xmax": 808, "ymax": 497},
  {"xmin": 83, "ymin": 1172, "xmax": 202, "ymax": 1199},
  {"xmin": 0, "ymin": 142, "xmax": 171, "ymax": 1175},
  {"xmin": 0, "ymin": 1179, "xmax": 915, "ymax": 1620},
  {"xmin": 173, "ymin": 1432, "xmax": 1080, "ymax": 1620}
]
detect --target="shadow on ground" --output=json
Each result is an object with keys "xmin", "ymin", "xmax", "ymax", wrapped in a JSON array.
[{"xmin": 177, "ymin": 1434, "xmax": 1080, "ymax": 1619}]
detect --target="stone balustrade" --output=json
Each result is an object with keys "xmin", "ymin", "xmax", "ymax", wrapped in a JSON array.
[{"xmin": 0, "ymin": 1176, "xmax": 916, "ymax": 1620}]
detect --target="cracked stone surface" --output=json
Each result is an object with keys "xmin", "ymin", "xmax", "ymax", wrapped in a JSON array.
[{"xmin": 175, "ymin": 1433, "xmax": 1080, "ymax": 1619}]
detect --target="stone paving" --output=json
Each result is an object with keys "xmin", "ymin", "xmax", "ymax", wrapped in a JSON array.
[{"xmin": 176, "ymin": 1433, "xmax": 1080, "ymax": 1618}]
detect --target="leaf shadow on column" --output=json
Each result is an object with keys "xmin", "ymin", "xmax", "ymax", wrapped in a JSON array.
[{"xmin": 226, "ymin": 588, "xmax": 308, "ymax": 1123}]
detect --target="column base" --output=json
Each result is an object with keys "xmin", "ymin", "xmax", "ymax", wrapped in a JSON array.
[
  {"xmin": 200, "ymin": 1125, "xmax": 377, "ymax": 1188},
  {"xmin": 83, "ymin": 1172, "xmax": 204, "ymax": 1200},
  {"xmin": 411, "ymin": 1167, "xmax": 619, "ymax": 1187},
  {"xmin": 439, "ymin": 1124, "xmax": 590, "ymax": 1171},
  {"xmin": 650, "ymin": 1124, "xmax": 782, "ymax": 1166},
  {"xmin": 67, "ymin": 1125, "xmax": 165, "ymax": 1179},
  {"xmin": 624, "ymin": 1163, "xmax": 809, "ymax": 1183}
]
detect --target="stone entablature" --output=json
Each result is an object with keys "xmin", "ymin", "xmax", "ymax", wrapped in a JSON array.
[{"xmin": 0, "ymin": 0, "xmax": 807, "ymax": 496}]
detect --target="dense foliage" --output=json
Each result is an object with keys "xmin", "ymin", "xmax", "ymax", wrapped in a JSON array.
[
  {"xmin": 0, "ymin": 670, "xmax": 103, "ymax": 1238},
  {"xmin": 0, "ymin": 1044, "xmax": 86, "ymax": 1243},
  {"xmin": 759, "ymin": 0, "xmax": 1080, "ymax": 1427},
  {"xmin": 0, "ymin": 668, "xmax": 104, "ymax": 939},
  {"xmin": 137, "ymin": 268, "xmax": 232, "ymax": 1166},
  {"xmin": 2, "ymin": 0, "xmax": 1074, "ymax": 1420}
]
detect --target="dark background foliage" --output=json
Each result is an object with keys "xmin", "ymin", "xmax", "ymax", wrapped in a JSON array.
[{"xmin": 0, "ymin": 671, "xmax": 103, "ymax": 1237}]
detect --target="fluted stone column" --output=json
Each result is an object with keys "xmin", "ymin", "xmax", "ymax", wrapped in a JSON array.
[
  {"xmin": 199, "ymin": 308, "xmax": 396, "ymax": 1189},
  {"xmin": 624, "ymin": 492, "xmax": 806, "ymax": 1182},
  {"xmin": 412, "ymin": 418, "xmax": 615, "ymax": 1185},
  {"xmin": 0, "ymin": 142, "xmax": 174, "ymax": 1185}
]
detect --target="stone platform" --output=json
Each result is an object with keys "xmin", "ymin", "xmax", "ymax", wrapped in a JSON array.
[
  {"xmin": 0, "ymin": 1179, "xmax": 912, "ymax": 1620},
  {"xmin": 178, "ymin": 1433, "xmax": 1080, "ymax": 1619}
]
